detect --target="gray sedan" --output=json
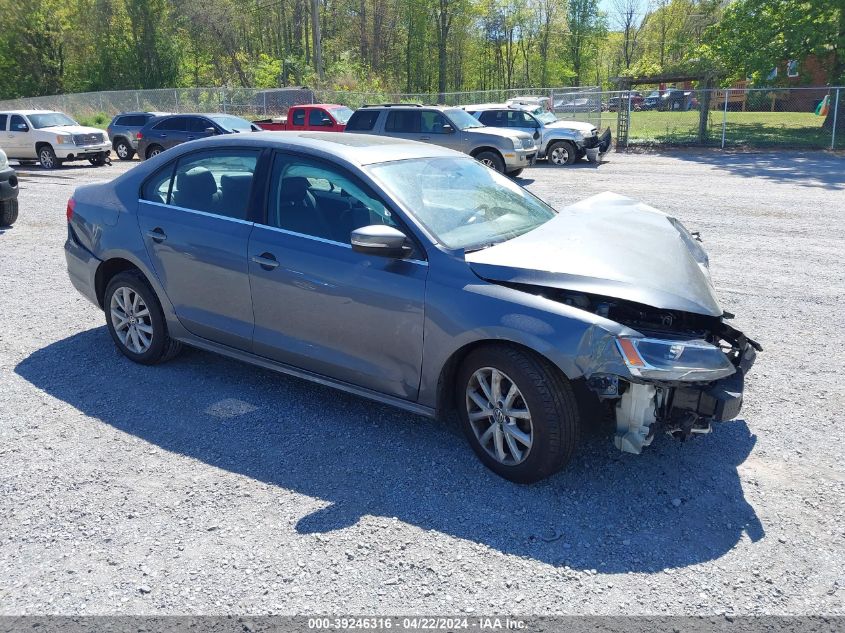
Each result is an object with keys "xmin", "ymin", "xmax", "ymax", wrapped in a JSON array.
[{"xmin": 64, "ymin": 132, "xmax": 759, "ymax": 483}]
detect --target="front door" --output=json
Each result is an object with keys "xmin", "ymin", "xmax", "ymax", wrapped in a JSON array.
[
  {"xmin": 248, "ymin": 153, "xmax": 428, "ymax": 399},
  {"xmin": 136, "ymin": 148, "xmax": 260, "ymax": 350},
  {"xmin": 7, "ymin": 115, "xmax": 34, "ymax": 158}
]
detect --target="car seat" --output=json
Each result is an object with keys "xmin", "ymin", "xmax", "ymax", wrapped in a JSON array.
[{"xmin": 172, "ymin": 167, "xmax": 218, "ymax": 212}]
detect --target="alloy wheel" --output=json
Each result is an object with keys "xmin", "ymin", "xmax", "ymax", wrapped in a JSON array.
[
  {"xmin": 40, "ymin": 149, "xmax": 55, "ymax": 169},
  {"xmin": 116, "ymin": 142, "xmax": 129, "ymax": 159},
  {"xmin": 110, "ymin": 286, "xmax": 153, "ymax": 354},
  {"xmin": 466, "ymin": 367, "xmax": 534, "ymax": 466},
  {"xmin": 479, "ymin": 158, "xmax": 495, "ymax": 167},
  {"xmin": 549, "ymin": 145, "xmax": 570, "ymax": 165}
]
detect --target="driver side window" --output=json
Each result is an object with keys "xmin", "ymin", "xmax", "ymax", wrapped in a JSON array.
[{"xmin": 266, "ymin": 155, "xmax": 400, "ymax": 245}]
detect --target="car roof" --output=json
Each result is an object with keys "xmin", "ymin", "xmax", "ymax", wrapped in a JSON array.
[
  {"xmin": 174, "ymin": 131, "xmax": 462, "ymax": 166},
  {"xmin": 115, "ymin": 111, "xmax": 170, "ymax": 117}
]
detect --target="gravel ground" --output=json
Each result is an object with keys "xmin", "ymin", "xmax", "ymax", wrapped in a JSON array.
[{"xmin": 0, "ymin": 150, "xmax": 843, "ymax": 616}]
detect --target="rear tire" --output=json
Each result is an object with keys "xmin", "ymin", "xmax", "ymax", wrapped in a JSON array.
[
  {"xmin": 0, "ymin": 199, "xmax": 18, "ymax": 227},
  {"xmin": 457, "ymin": 345, "xmax": 580, "ymax": 483},
  {"xmin": 475, "ymin": 150, "xmax": 505, "ymax": 174},
  {"xmin": 38, "ymin": 146, "xmax": 61, "ymax": 170},
  {"xmin": 547, "ymin": 141, "xmax": 576, "ymax": 166},
  {"xmin": 146, "ymin": 144, "xmax": 164, "ymax": 160},
  {"xmin": 104, "ymin": 271, "xmax": 182, "ymax": 365},
  {"xmin": 114, "ymin": 138, "xmax": 135, "ymax": 161}
]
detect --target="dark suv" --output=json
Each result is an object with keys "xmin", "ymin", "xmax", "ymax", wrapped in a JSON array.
[
  {"xmin": 137, "ymin": 114, "xmax": 261, "ymax": 160},
  {"xmin": 107, "ymin": 112, "xmax": 170, "ymax": 161}
]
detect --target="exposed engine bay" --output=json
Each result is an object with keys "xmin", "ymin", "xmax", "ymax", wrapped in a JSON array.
[{"xmin": 502, "ymin": 282, "xmax": 762, "ymax": 454}]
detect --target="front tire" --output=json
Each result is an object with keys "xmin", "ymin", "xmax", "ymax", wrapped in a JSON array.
[
  {"xmin": 507, "ymin": 168, "xmax": 524, "ymax": 178},
  {"xmin": 475, "ymin": 150, "xmax": 505, "ymax": 173},
  {"xmin": 38, "ymin": 146, "xmax": 61, "ymax": 170},
  {"xmin": 104, "ymin": 271, "xmax": 182, "ymax": 365},
  {"xmin": 0, "ymin": 199, "xmax": 18, "ymax": 227},
  {"xmin": 457, "ymin": 345, "xmax": 580, "ymax": 483},
  {"xmin": 114, "ymin": 138, "xmax": 135, "ymax": 161},
  {"xmin": 547, "ymin": 141, "xmax": 576, "ymax": 166}
]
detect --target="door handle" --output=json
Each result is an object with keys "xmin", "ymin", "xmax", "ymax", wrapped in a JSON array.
[
  {"xmin": 251, "ymin": 252, "xmax": 279, "ymax": 270},
  {"xmin": 187, "ymin": 136, "xmax": 195, "ymax": 140},
  {"xmin": 146, "ymin": 227, "xmax": 167, "ymax": 242},
  {"xmin": 419, "ymin": 136, "xmax": 431, "ymax": 141}
]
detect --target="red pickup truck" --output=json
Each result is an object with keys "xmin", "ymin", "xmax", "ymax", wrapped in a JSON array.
[{"xmin": 253, "ymin": 104, "xmax": 354, "ymax": 132}]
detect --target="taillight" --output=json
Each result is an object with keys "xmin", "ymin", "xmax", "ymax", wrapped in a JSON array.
[
  {"xmin": 136, "ymin": 132, "xmax": 143, "ymax": 140},
  {"xmin": 66, "ymin": 198, "xmax": 76, "ymax": 222}
]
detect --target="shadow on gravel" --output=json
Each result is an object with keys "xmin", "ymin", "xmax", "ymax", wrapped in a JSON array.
[
  {"xmin": 668, "ymin": 150, "xmax": 845, "ymax": 191},
  {"xmin": 16, "ymin": 327, "xmax": 764, "ymax": 574}
]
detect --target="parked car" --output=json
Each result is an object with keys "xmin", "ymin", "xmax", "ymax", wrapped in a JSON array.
[
  {"xmin": 0, "ymin": 110, "xmax": 111, "ymax": 169},
  {"xmin": 0, "ymin": 148, "xmax": 19, "ymax": 226},
  {"xmin": 137, "ymin": 113, "xmax": 261, "ymax": 160},
  {"xmin": 253, "ymin": 104, "xmax": 354, "ymax": 132},
  {"xmin": 608, "ymin": 91, "xmax": 644, "ymax": 111},
  {"xmin": 553, "ymin": 97, "xmax": 602, "ymax": 113},
  {"xmin": 65, "ymin": 132, "xmax": 759, "ymax": 483},
  {"xmin": 641, "ymin": 89, "xmax": 697, "ymax": 111},
  {"xmin": 345, "ymin": 104, "xmax": 536, "ymax": 176},
  {"xmin": 107, "ymin": 111, "xmax": 170, "ymax": 161},
  {"xmin": 464, "ymin": 103, "xmax": 611, "ymax": 165}
]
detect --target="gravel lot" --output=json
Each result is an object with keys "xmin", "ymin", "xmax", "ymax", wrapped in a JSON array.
[{"xmin": 1, "ymin": 150, "xmax": 843, "ymax": 616}]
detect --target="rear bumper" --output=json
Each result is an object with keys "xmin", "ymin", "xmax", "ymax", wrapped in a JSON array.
[
  {"xmin": 0, "ymin": 167, "xmax": 18, "ymax": 202},
  {"xmin": 65, "ymin": 226, "xmax": 102, "ymax": 307}
]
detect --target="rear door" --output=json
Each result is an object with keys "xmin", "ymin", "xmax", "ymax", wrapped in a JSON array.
[
  {"xmin": 150, "ymin": 117, "xmax": 188, "ymax": 150},
  {"xmin": 287, "ymin": 107, "xmax": 307, "ymax": 131},
  {"xmin": 383, "ymin": 110, "xmax": 422, "ymax": 142},
  {"xmin": 136, "ymin": 148, "xmax": 262, "ymax": 349}
]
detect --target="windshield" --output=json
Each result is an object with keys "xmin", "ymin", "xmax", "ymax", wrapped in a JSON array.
[
  {"xmin": 534, "ymin": 110, "xmax": 557, "ymax": 124},
  {"xmin": 444, "ymin": 109, "xmax": 485, "ymax": 130},
  {"xmin": 210, "ymin": 115, "xmax": 255, "ymax": 132},
  {"xmin": 368, "ymin": 156, "xmax": 556, "ymax": 251},
  {"xmin": 28, "ymin": 113, "xmax": 77, "ymax": 128},
  {"xmin": 329, "ymin": 106, "xmax": 355, "ymax": 124}
]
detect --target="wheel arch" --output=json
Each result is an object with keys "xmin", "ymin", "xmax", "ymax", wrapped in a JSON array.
[
  {"xmin": 94, "ymin": 257, "xmax": 146, "ymax": 308},
  {"xmin": 112, "ymin": 135, "xmax": 129, "ymax": 149},
  {"xmin": 434, "ymin": 339, "xmax": 571, "ymax": 421},
  {"xmin": 35, "ymin": 141, "xmax": 54, "ymax": 154},
  {"xmin": 469, "ymin": 146, "xmax": 503, "ymax": 160}
]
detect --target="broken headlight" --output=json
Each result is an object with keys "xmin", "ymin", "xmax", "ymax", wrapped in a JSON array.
[{"xmin": 616, "ymin": 337, "xmax": 736, "ymax": 382}]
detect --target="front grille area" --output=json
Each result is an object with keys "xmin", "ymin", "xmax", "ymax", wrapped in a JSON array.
[{"xmin": 73, "ymin": 133, "xmax": 105, "ymax": 146}]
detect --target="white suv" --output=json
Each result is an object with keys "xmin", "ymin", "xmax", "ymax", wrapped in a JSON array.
[{"xmin": 0, "ymin": 110, "xmax": 112, "ymax": 169}]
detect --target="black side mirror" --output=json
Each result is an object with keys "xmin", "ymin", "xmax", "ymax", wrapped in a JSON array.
[
  {"xmin": 13, "ymin": 124, "xmax": 28, "ymax": 132},
  {"xmin": 204, "ymin": 127, "xmax": 217, "ymax": 135},
  {"xmin": 322, "ymin": 119, "xmax": 334, "ymax": 126},
  {"xmin": 351, "ymin": 225, "xmax": 412, "ymax": 259},
  {"xmin": 442, "ymin": 123, "xmax": 454, "ymax": 134},
  {"xmin": 533, "ymin": 131, "xmax": 540, "ymax": 140}
]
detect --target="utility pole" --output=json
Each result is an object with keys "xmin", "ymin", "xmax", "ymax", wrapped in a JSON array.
[{"xmin": 311, "ymin": 0, "xmax": 324, "ymax": 81}]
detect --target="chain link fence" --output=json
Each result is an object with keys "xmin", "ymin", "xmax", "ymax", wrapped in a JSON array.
[{"xmin": 0, "ymin": 85, "xmax": 841, "ymax": 150}]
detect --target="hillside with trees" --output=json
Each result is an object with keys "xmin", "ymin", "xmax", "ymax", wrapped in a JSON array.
[{"xmin": 0, "ymin": 0, "xmax": 841, "ymax": 101}]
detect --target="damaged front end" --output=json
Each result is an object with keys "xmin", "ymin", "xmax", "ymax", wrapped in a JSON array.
[
  {"xmin": 573, "ymin": 291, "xmax": 761, "ymax": 453},
  {"xmin": 505, "ymin": 283, "xmax": 761, "ymax": 454}
]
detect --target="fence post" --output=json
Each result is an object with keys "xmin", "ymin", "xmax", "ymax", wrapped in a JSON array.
[
  {"xmin": 832, "ymin": 89, "xmax": 840, "ymax": 150},
  {"xmin": 721, "ymin": 88, "xmax": 729, "ymax": 149}
]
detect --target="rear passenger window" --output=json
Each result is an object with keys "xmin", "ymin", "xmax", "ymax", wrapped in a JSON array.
[
  {"xmin": 291, "ymin": 109, "xmax": 306, "ymax": 126},
  {"xmin": 153, "ymin": 117, "xmax": 186, "ymax": 132},
  {"xmin": 0, "ymin": 114, "xmax": 7, "ymax": 132},
  {"xmin": 345, "ymin": 110, "xmax": 379, "ymax": 131},
  {"xmin": 385, "ymin": 110, "xmax": 421, "ymax": 133},
  {"xmin": 164, "ymin": 150, "xmax": 259, "ymax": 219},
  {"xmin": 141, "ymin": 164, "xmax": 175, "ymax": 204}
]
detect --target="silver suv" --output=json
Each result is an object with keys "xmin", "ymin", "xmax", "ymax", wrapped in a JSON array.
[
  {"xmin": 465, "ymin": 103, "xmax": 611, "ymax": 166},
  {"xmin": 345, "ymin": 104, "xmax": 536, "ymax": 176}
]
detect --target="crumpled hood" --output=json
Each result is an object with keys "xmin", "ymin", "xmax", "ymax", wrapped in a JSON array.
[
  {"xmin": 465, "ymin": 192, "xmax": 722, "ymax": 317},
  {"xmin": 546, "ymin": 120, "xmax": 596, "ymax": 135}
]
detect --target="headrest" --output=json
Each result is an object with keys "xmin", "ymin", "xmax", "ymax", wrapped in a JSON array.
[
  {"xmin": 280, "ymin": 176, "xmax": 311, "ymax": 200},
  {"xmin": 221, "ymin": 174, "xmax": 253, "ymax": 198},
  {"xmin": 177, "ymin": 167, "xmax": 217, "ymax": 198}
]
